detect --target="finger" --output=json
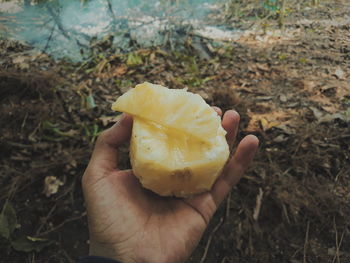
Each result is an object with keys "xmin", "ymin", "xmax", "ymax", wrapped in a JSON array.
[
  {"xmin": 88, "ymin": 114, "xmax": 133, "ymax": 172},
  {"xmin": 222, "ymin": 110, "xmax": 240, "ymax": 149},
  {"xmin": 184, "ymin": 135, "xmax": 259, "ymax": 224},
  {"xmin": 212, "ymin": 106, "xmax": 222, "ymax": 117},
  {"xmin": 211, "ymin": 135, "xmax": 259, "ymax": 206}
]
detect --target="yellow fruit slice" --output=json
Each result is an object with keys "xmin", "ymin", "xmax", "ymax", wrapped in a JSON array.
[
  {"xmin": 112, "ymin": 82, "xmax": 222, "ymax": 142},
  {"xmin": 112, "ymin": 82, "xmax": 229, "ymax": 197}
]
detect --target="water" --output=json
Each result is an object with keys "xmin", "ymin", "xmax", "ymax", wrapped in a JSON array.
[{"xmin": 0, "ymin": 0, "xmax": 229, "ymax": 61}]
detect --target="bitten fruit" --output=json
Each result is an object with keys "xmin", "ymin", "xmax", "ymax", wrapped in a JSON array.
[{"xmin": 112, "ymin": 82, "xmax": 229, "ymax": 197}]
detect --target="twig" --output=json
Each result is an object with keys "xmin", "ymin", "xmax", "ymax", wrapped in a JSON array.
[
  {"xmin": 43, "ymin": 23, "xmax": 56, "ymax": 54},
  {"xmin": 332, "ymin": 218, "xmax": 345, "ymax": 263},
  {"xmin": 253, "ymin": 188, "xmax": 264, "ymax": 221},
  {"xmin": 35, "ymin": 204, "xmax": 57, "ymax": 235},
  {"xmin": 246, "ymin": 12, "xmax": 274, "ymax": 31},
  {"xmin": 199, "ymin": 217, "xmax": 224, "ymax": 263},
  {"xmin": 107, "ymin": 0, "xmax": 118, "ymax": 31},
  {"xmin": 46, "ymin": 5, "xmax": 88, "ymax": 49},
  {"xmin": 36, "ymin": 212, "xmax": 87, "ymax": 237},
  {"xmin": 282, "ymin": 204, "xmax": 291, "ymax": 224},
  {"xmin": 279, "ymin": 0, "xmax": 286, "ymax": 31},
  {"xmin": 4, "ymin": 141, "xmax": 32, "ymax": 149},
  {"xmin": 46, "ymin": 6, "xmax": 70, "ymax": 41},
  {"xmin": 61, "ymin": 249, "xmax": 75, "ymax": 263},
  {"xmin": 55, "ymin": 90, "xmax": 75, "ymax": 123},
  {"xmin": 303, "ymin": 221, "xmax": 310, "ymax": 263},
  {"xmin": 21, "ymin": 112, "xmax": 28, "ymax": 131},
  {"xmin": 334, "ymin": 167, "xmax": 345, "ymax": 183}
]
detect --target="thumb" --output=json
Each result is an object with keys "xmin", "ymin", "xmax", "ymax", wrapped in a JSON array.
[{"xmin": 86, "ymin": 114, "xmax": 133, "ymax": 175}]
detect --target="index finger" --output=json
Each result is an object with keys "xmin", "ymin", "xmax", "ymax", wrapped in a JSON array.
[
  {"xmin": 211, "ymin": 135, "xmax": 259, "ymax": 205},
  {"xmin": 222, "ymin": 110, "xmax": 240, "ymax": 150}
]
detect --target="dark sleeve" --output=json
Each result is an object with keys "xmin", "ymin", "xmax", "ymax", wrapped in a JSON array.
[{"xmin": 79, "ymin": 256, "xmax": 122, "ymax": 263}]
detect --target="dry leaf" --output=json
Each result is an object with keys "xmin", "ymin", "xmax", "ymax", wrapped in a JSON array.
[
  {"xmin": 99, "ymin": 115, "xmax": 121, "ymax": 126},
  {"xmin": 309, "ymin": 106, "xmax": 324, "ymax": 120},
  {"xmin": 0, "ymin": 202, "xmax": 17, "ymax": 239},
  {"xmin": 302, "ymin": 80, "xmax": 317, "ymax": 93},
  {"xmin": 113, "ymin": 65, "xmax": 128, "ymax": 77},
  {"xmin": 273, "ymin": 134, "xmax": 289, "ymax": 143},
  {"xmin": 253, "ymin": 188, "xmax": 264, "ymax": 221},
  {"xmin": 197, "ymin": 90, "xmax": 210, "ymax": 100},
  {"xmin": 43, "ymin": 176, "xmax": 64, "ymax": 197},
  {"xmin": 274, "ymin": 124, "xmax": 296, "ymax": 135},
  {"xmin": 12, "ymin": 55, "xmax": 26, "ymax": 64},
  {"xmin": 279, "ymin": 94, "xmax": 287, "ymax": 102},
  {"xmin": 11, "ymin": 236, "xmax": 52, "ymax": 252},
  {"xmin": 318, "ymin": 113, "xmax": 349, "ymax": 123},
  {"xmin": 12, "ymin": 56, "xmax": 30, "ymax": 69},
  {"xmin": 334, "ymin": 68, "xmax": 345, "ymax": 80},
  {"xmin": 260, "ymin": 118, "xmax": 280, "ymax": 131},
  {"xmin": 256, "ymin": 63, "xmax": 270, "ymax": 71},
  {"xmin": 321, "ymin": 104, "xmax": 339, "ymax": 114}
]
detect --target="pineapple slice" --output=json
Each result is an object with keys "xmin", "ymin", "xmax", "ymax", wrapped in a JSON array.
[{"xmin": 112, "ymin": 82, "xmax": 229, "ymax": 197}]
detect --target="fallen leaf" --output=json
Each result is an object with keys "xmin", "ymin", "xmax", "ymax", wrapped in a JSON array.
[
  {"xmin": 311, "ymin": 138, "xmax": 340, "ymax": 149},
  {"xmin": 260, "ymin": 118, "xmax": 280, "ymax": 131},
  {"xmin": 11, "ymin": 236, "xmax": 52, "ymax": 253},
  {"xmin": 256, "ymin": 96, "xmax": 273, "ymax": 101},
  {"xmin": 197, "ymin": 90, "xmax": 210, "ymax": 100},
  {"xmin": 12, "ymin": 55, "xmax": 26, "ymax": 64},
  {"xmin": 256, "ymin": 63, "xmax": 270, "ymax": 71},
  {"xmin": 274, "ymin": 124, "xmax": 296, "ymax": 135},
  {"xmin": 19, "ymin": 62, "xmax": 29, "ymax": 70},
  {"xmin": 113, "ymin": 65, "xmax": 128, "ymax": 77},
  {"xmin": 273, "ymin": 134, "xmax": 289, "ymax": 143},
  {"xmin": 99, "ymin": 115, "xmax": 122, "ymax": 126},
  {"xmin": 136, "ymin": 49, "xmax": 152, "ymax": 56},
  {"xmin": 253, "ymin": 188, "xmax": 264, "ymax": 221},
  {"xmin": 86, "ymin": 94, "xmax": 97, "ymax": 109},
  {"xmin": 12, "ymin": 55, "xmax": 30, "ymax": 69},
  {"xmin": 0, "ymin": 202, "xmax": 17, "ymax": 239},
  {"xmin": 334, "ymin": 68, "xmax": 345, "ymax": 79},
  {"xmin": 318, "ymin": 113, "xmax": 349, "ymax": 123},
  {"xmin": 43, "ymin": 176, "xmax": 64, "ymax": 197},
  {"xmin": 309, "ymin": 106, "xmax": 324, "ymax": 121},
  {"xmin": 302, "ymin": 80, "xmax": 317, "ymax": 93},
  {"xmin": 279, "ymin": 94, "xmax": 287, "ymax": 102},
  {"xmin": 346, "ymin": 107, "xmax": 350, "ymax": 117},
  {"xmin": 27, "ymin": 236, "xmax": 49, "ymax": 242},
  {"xmin": 286, "ymin": 102, "xmax": 299, "ymax": 108},
  {"xmin": 321, "ymin": 104, "xmax": 339, "ymax": 114},
  {"xmin": 127, "ymin": 53, "xmax": 143, "ymax": 66},
  {"xmin": 62, "ymin": 129, "xmax": 79, "ymax": 137}
]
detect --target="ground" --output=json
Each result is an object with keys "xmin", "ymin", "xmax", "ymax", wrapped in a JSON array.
[{"xmin": 0, "ymin": 1, "xmax": 349, "ymax": 262}]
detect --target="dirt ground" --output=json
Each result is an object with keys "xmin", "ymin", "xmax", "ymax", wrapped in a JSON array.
[{"xmin": 0, "ymin": 1, "xmax": 350, "ymax": 262}]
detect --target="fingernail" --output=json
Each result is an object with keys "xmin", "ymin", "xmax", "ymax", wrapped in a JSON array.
[{"xmin": 231, "ymin": 110, "xmax": 239, "ymax": 115}]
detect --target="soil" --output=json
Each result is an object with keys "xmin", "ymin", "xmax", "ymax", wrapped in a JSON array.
[{"xmin": 0, "ymin": 1, "xmax": 349, "ymax": 262}]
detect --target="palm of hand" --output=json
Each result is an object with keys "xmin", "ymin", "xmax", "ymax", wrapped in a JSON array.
[
  {"xmin": 83, "ymin": 110, "xmax": 258, "ymax": 263},
  {"xmin": 85, "ymin": 168, "xmax": 207, "ymax": 263}
]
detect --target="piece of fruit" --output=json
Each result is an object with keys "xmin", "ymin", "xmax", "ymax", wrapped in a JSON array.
[{"xmin": 112, "ymin": 82, "xmax": 229, "ymax": 197}]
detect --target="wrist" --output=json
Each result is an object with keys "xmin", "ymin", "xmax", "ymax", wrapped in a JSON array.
[
  {"xmin": 89, "ymin": 240, "xmax": 185, "ymax": 263},
  {"xmin": 89, "ymin": 241, "xmax": 128, "ymax": 263}
]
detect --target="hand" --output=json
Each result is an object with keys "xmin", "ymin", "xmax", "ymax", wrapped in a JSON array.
[{"xmin": 82, "ymin": 109, "xmax": 259, "ymax": 263}]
